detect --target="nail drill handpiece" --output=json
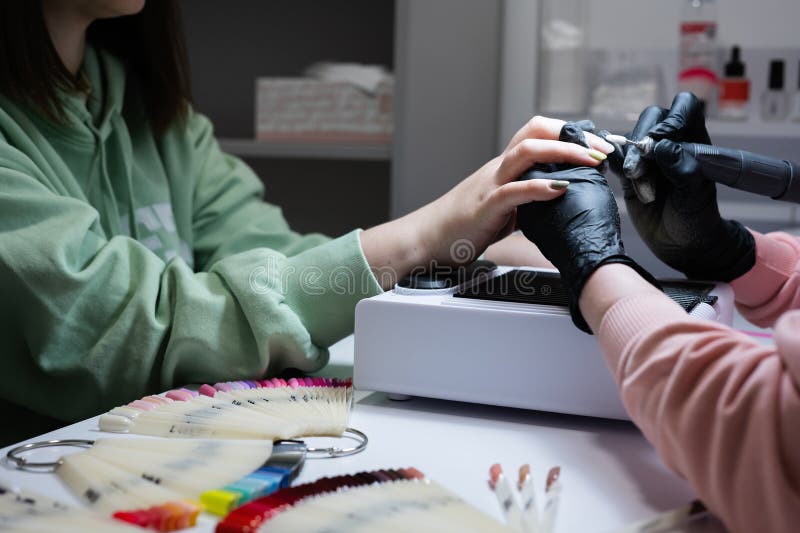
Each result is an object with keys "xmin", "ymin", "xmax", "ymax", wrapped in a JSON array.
[{"xmin": 607, "ymin": 135, "xmax": 800, "ymax": 203}]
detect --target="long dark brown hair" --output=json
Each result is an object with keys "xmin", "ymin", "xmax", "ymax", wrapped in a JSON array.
[{"xmin": 0, "ymin": 0, "xmax": 192, "ymax": 135}]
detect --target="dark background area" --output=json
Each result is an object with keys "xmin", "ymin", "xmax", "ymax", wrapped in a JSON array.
[{"xmin": 181, "ymin": 0, "xmax": 395, "ymax": 235}]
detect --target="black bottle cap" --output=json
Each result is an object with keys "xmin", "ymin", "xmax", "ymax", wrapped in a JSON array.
[
  {"xmin": 724, "ymin": 46, "xmax": 745, "ymax": 77},
  {"xmin": 768, "ymin": 59, "xmax": 784, "ymax": 90}
]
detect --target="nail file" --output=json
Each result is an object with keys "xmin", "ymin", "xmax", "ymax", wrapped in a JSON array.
[
  {"xmin": 216, "ymin": 468, "xmax": 516, "ymax": 533},
  {"xmin": 98, "ymin": 377, "xmax": 353, "ymax": 440}
]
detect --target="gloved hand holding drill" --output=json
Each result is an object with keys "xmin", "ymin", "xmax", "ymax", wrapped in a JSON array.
[
  {"xmin": 516, "ymin": 92, "xmax": 766, "ymax": 332},
  {"xmin": 611, "ymin": 92, "xmax": 756, "ymax": 282}
]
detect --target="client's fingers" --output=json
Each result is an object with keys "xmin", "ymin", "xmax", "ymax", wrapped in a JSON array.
[
  {"xmin": 490, "ymin": 178, "xmax": 568, "ymax": 212},
  {"xmin": 499, "ymin": 139, "xmax": 606, "ymax": 183},
  {"xmin": 505, "ymin": 116, "xmax": 614, "ymax": 155}
]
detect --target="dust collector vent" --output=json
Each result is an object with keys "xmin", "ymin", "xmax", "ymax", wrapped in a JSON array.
[{"xmin": 454, "ymin": 270, "xmax": 717, "ymax": 313}]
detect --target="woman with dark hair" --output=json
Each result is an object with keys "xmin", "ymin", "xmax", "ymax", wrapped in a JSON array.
[{"xmin": 0, "ymin": 0, "xmax": 614, "ymax": 444}]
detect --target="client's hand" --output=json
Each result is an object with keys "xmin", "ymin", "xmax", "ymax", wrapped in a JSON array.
[
  {"xmin": 612, "ymin": 92, "xmax": 755, "ymax": 281},
  {"xmin": 360, "ymin": 116, "xmax": 613, "ymax": 288},
  {"xmin": 417, "ymin": 116, "xmax": 614, "ymax": 266},
  {"xmin": 517, "ymin": 165, "xmax": 657, "ymax": 333}
]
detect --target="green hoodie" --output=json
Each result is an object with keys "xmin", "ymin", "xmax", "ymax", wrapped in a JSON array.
[{"xmin": 0, "ymin": 45, "xmax": 382, "ymax": 443}]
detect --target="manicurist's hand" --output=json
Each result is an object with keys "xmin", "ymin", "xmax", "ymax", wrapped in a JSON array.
[
  {"xmin": 359, "ymin": 116, "xmax": 614, "ymax": 289},
  {"xmin": 516, "ymin": 163, "xmax": 658, "ymax": 333},
  {"xmin": 613, "ymin": 92, "xmax": 755, "ymax": 281}
]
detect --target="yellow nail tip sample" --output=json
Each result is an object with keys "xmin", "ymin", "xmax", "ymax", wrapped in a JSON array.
[
  {"xmin": 588, "ymin": 149, "xmax": 607, "ymax": 161},
  {"xmin": 199, "ymin": 489, "xmax": 242, "ymax": 516}
]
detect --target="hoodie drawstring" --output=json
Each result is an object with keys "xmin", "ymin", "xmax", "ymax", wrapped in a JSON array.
[{"xmin": 86, "ymin": 123, "xmax": 125, "ymax": 238}]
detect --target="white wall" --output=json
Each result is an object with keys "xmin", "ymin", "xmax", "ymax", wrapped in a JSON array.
[
  {"xmin": 587, "ymin": 0, "xmax": 800, "ymax": 50},
  {"xmin": 498, "ymin": 0, "xmax": 800, "ymax": 276},
  {"xmin": 391, "ymin": 0, "xmax": 503, "ymax": 216},
  {"xmin": 499, "ymin": 0, "xmax": 800, "ymax": 148}
]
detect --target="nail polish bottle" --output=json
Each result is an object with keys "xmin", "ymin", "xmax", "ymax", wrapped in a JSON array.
[
  {"xmin": 761, "ymin": 59, "xmax": 788, "ymax": 121},
  {"xmin": 791, "ymin": 61, "xmax": 800, "ymax": 122},
  {"xmin": 718, "ymin": 45, "xmax": 749, "ymax": 120}
]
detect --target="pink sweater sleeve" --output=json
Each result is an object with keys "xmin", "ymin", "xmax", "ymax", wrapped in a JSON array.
[
  {"xmin": 731, "ymin": 231, "xmax": 800, "ymax": 327},
  {"xmin": 598, "ymin": 295, "xmax": 800, "ymax": 533}
]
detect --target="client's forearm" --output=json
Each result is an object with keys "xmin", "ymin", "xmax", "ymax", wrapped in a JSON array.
[{"xmin": 359, "ymin": 209, "xmax": 432, "ymax": 290}]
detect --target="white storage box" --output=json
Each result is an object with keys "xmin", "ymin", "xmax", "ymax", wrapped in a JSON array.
[{"xmin": 255, "ymin": 78, "xmax": 393, "ymax": 143}]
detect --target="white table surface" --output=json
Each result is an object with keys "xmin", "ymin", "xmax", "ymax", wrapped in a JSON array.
[{"xmin": 0, "ymin": 332, "xmax": 756, "ymax": 533}]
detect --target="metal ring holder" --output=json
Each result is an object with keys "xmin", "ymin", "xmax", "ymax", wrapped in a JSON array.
[
  {"xmin": 6, "ymin": 439, "xmax": 94, "ymax": 473},
  {"xmin": 5, "ymin": 427, "xmax": 367, "ymax": 470},
  {"xmin": 304, "ymin": 427, "xmax": 368, "ymax": 459}
]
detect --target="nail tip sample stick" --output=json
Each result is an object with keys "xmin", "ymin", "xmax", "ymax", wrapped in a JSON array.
[
  {"xmin": 488, "ymin": 463, "xmax": 526, "ymax": 532},
  {"xmin": 540, "ymin": 466, "xmax": 562, "ymax": 533},
  {"xmin": 517, "ymin": 464, "xmax": 540, "ymax": 533}
]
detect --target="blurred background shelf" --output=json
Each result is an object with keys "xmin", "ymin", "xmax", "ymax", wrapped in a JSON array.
[
  {"xmin": 218, "ymin": 138, "xmax": 392, "ymax": 161},
  {"xmin": 182, "ymin": 0, "xmax": 395, "ymax": 236},
  {"xmin": 706, "ymin": 120, "xmax": 800, "ymax": 139}
]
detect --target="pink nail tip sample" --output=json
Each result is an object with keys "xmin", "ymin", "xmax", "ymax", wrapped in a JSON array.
[
  {"xmin": 165, "ymin": 390, "xmax": 193, "ymax": 402},
  {"xmin": 199, "ymin": 384, "xmax": 217, "ymax": 397},
  {"xmin": 129, "ymin": 399, "xmax": 158, "ymax": 411}
]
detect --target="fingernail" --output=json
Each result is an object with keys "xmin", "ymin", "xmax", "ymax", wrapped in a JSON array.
[
  {"xmin": 597, "ymin": 139, "xmax": 615, "ymax": 154},
  {"xmin": 588, "ymin": 149, "xmax": 607, "ymax": 161},
  {"xmin": 549, "ymin": 180, "xmax": 570, "ymax": 190}
]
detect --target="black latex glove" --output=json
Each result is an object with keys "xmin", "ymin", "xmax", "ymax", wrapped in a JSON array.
[
  {"xmin": 544, "ymin": 119, "xmax": 611, "ymax": 173},
  {"xmin": 564, "ymin": 120, "xmax": 612, "ymax": 174},
  {"xmin": 517, "ymin": 163, "xmax": 658, "ymax": 334},
  {"xmin": 612, "ymin": 92, "xmax": 755, "ymax": 281}
]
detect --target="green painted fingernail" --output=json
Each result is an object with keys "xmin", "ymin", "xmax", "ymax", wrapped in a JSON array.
[
  {"xmin": 549, "ymin": 180, "xmax": 570, "ymax": 190},
  {"xmin": 588, "ymin": 148, "xmax": 607, "ymax": 161}
]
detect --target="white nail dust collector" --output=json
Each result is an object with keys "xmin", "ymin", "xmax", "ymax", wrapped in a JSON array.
[{"xmin": 354, "ymin": 263, "xmax": 733, "ymax": 420}]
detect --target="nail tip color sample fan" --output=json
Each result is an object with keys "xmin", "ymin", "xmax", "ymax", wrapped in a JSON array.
[
  {"xmin": 98, "ymin": 377, "xmax": 352, "ymax": 441},
  {"xmin": 217, "ymin": 468, "xmax": 516, "ymax": 533},
  {"xmin": 0, "ymin": 486, "xmax": 143, "ymax": 533},
  {"xmin": 56, "ymin": 437, "xmax": 273, "ymax": 531}
]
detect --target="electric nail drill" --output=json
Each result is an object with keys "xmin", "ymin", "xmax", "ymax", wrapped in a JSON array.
[{"xmin": 607, "ymin": 134, "xmax": 800, "ymax": 203}]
